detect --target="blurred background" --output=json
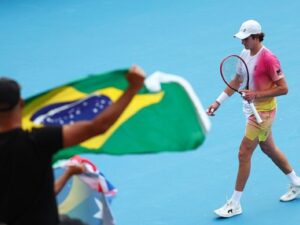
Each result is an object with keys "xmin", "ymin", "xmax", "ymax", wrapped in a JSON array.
[{"xmin": 1, "ymin": 0, "xmax": 300, "ymax": 224}]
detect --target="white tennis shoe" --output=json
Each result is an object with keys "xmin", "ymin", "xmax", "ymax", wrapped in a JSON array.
[
  {"xmin": 280, "ymin": 184, "xmax": 300, "ymax": 202},
  {"xmin": 214, "ymin": 200, "xmax": 242, "ymax": 218}
]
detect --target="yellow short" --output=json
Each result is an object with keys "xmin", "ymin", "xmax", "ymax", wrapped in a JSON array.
[{"xmin": 245, "ymin": 109, "xmax": 276, "ymax": 142}]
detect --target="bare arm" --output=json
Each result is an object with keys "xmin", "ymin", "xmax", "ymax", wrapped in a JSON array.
[
  {"xmin": 62, "ymin": 65, "xmax": 145, "ymax": 148},
  {"xmin": 54, "ymin": 164, "xmax": 85, "ymax": 195},
  {"xmin": 207, "ymin": 75, "xmax": 241, "ymax": 116},
  {"xmin": 241, "ymin": 78, "xmax": 288, "ymax": 102}
]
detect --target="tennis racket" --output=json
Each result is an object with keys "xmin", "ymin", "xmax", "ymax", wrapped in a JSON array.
[{"xmin": 220, "ymin": 54, "xmax": 263, "ymax": 123}]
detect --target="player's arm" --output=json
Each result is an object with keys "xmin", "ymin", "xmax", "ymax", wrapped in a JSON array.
[
  {"xmin": 62, "ymin": 65, "xmax": 145, "ymax": 148},
  {"xmin": 242, "ymin": 78, "xmax": 288, "ymax": 102},
  {"xmin": 256, "ymin": 78, "xmax": 288, "ymax": 98},
  {"xmin": 227, "ymin": 74, "xmax": 243, "ymax": 95},
  {"xmin": 207, "ymin": 74, "xmax": 240, "ymax": 116}
]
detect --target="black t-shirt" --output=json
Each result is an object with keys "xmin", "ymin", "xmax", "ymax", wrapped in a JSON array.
[{"xmin": 0, "ymin": 126, "xmax": 63, "ymax": 225}]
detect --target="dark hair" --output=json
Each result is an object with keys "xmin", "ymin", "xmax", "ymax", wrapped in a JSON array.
[
  {"xmin": 250, "ymin": 32, "xmax": 265, "ymax": 42},
  {"xmin": 0, "ymin": 77, "xmax": 21, "ymax": 112}
]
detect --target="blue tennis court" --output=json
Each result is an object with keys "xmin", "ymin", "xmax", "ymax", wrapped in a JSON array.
[{"xmin": 1, "ymin": 0, "xmax": 300, "ymax": 224}]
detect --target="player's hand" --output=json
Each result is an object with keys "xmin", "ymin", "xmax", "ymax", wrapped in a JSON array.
[
  {"xmin": 126, "ymin": 65, "xmax": 145, "ymax": 91},
  {"xmin": 240, "ymin": 90, "xmax": 256, "ymax": 102},
  {"xmin": 206, "ymin": 101, "xmax": 220, "ymax": 116}
]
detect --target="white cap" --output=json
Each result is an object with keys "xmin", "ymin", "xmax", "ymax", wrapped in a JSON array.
[{"xmin": 234, "ymin": 20, "xmax": 262, "ymax": 39}]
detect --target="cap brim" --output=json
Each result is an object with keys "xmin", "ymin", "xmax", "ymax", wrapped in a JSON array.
[{"xmin": 234, "ymin": 31, "xmax": 251, "ymax": 39}]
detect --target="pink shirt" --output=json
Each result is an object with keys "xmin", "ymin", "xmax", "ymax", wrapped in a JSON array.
[
  {"xmin": 253, "ymin": 47, "xmax": 284, "ymax": 91},
  {"xmin": 241, "ymin": 47, "xmax": 284, "ymax": 111}
]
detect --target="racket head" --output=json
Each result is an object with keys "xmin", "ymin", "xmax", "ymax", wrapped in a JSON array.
[{"xmin": 220, "ymin": 54, "xmax": 249, "ymax": 92}]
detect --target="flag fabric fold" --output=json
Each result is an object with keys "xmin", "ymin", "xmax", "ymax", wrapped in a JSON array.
[
  {"xmin": 54, "ymin": 155, "xmax": 116, "ymax": 225},
  {"xmin": 22, "ymin": 69, "xmax": 210, "ymax": 161}
]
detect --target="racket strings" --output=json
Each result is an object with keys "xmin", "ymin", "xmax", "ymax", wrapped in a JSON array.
[{"xmin": 221, "ymin": 56, "xmax": 248, "ymax": 92}]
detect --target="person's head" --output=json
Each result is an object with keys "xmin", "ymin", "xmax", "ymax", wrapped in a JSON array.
[
  {"xmin": 0, "ymin": 77, "xmax": 21, "ymax": 113},
  {"xmin": 234, "ymin": 19, "xmax": 264, "ymax": 50}
]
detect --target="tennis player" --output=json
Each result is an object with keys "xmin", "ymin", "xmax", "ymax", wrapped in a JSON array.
[{"xmin": 207, "ymin": 19, "xmax": 300, "ymax": 218}]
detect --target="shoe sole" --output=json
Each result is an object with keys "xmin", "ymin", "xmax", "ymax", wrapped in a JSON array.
[
  {"xmin": 280, "ymin": 192, "xmax": 300, "ymax": 202},
  {"xmin": 214, "ymin": 210, "xmax": 242, "ymax": 218}
]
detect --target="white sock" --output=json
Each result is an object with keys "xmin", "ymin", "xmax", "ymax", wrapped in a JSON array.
[
  {"xmin": 287, "ymin": 170, "xmax": 300, "ymax": 186},
  {"xmin": 231, "ymin": 190, "xmax": 243, "ymax": 205}
]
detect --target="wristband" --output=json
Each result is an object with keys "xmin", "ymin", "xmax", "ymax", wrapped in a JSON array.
[{"xmin": 216, "ymin": 92, "xmax": 229, "ymax": 105}]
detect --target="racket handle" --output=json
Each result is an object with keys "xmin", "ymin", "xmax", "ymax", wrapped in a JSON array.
[{"xmin": 249, "ymin": 102, "xmax": 263, "ymax": 124}]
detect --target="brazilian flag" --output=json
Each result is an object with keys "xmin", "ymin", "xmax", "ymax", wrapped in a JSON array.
[{"xmin": 22, "ymin": 69, "xmax": 210, "ymax": 161}]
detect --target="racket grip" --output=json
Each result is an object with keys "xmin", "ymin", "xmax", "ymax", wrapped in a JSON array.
[{"xmin": 249, "ymin": 102, "xmax": 263, "ymax": 124}]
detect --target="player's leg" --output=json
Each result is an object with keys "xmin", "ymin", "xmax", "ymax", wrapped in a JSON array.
[
  {"xmin": 214, "ymin": 136, "xmax": 258, "ymax": 218},
  {"xmin": 260, "ymin": 132, "xmax": 300, "ymax": 202}
]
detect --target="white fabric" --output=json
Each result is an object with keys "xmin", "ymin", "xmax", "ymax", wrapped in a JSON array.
[
  {"xmin": 216, "ymin": 92, "xmax": 229, "ymax": 104},
  {"xmin": 234, "ymin": 19, "xmax": 262, "ymax": 39},
  {"xmin": 238, "ymin": 47, "xmax": 264, "ymax": 118},
  {"xmin": 287, "ymin": 170, "xmax": 300, "ymax": 186},
  {"xmin": 231, "ymin": 190, "xmax": 243, "ymax": 204}
]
